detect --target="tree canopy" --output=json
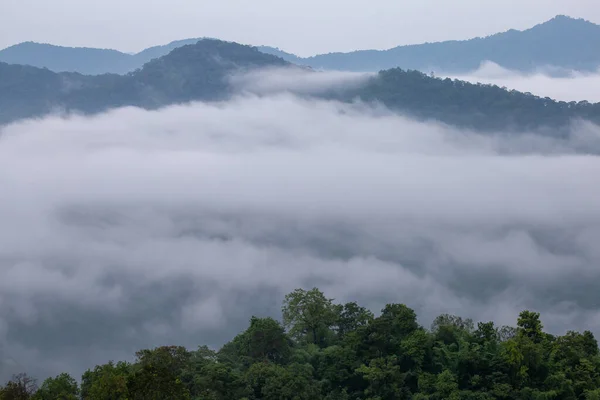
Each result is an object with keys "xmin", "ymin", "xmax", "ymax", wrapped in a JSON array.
[{"xmin": 3, "ymin": 287, "xmax": 600, "ymax": 400}]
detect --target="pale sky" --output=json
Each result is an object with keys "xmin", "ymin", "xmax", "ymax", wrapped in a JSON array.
[{"xmin": 0, "ymin": 0, "xmax": 599, "ymax": 56}]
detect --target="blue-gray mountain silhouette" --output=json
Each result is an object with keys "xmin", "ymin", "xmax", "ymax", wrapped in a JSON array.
[
  {"xmin": 0, "ymin": 38, "xmax": 205, "ymax": 75},
  {"xmin": 2, "ymin": 16, "xmax": 599, "ymax": 75},
  {"xmin": 259, "ymin": 15, "xmax": 600, "ymax": 73},
  {"xmin": 2, "ymin": 38, "xmax": 599, "ymax": 135}
]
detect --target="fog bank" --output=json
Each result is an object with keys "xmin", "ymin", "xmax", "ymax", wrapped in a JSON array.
[
  {"xmin": 1, "ymin": 94, "xmax": 600, "ymax": 381},
  {"xmin": 449, "ymin": 61, "xmax": 600, "ymax": 102}
]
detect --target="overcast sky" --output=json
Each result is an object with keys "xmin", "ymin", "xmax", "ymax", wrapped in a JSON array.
[{"xmin": 0, "ymin": 0, "xmax": 599, "ymax": 56}]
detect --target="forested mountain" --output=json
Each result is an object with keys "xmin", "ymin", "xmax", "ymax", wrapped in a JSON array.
[
  {"xmin": 3, "ymin": 287, "xmax": 600, "ymax": 399},
  {"xmin": 2, "ymin": 38, "xmax": 599, "ymax": 133},
  {"xmin": 256, "ymin": 46, "xmax": 303, "ymax": 64},
  {"xmin": 0, "ymin": 38, "xmax": 204, "ymax": 75},
  {"xmin": 335, "ymin": 68, "xmax": 600, "ymax": 132},
  {"xmin": 260, "ymin": 15, "xmax": 600, "ymax": 73},
  {"xmin": 3, "ymin": 15, "xmax": 599, "ymax": 75},
  {"xmin": 0, "ymin": 40, "xmax": 289, "ymax": 124}
]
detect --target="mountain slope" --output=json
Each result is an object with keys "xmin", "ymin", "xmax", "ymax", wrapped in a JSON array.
[
  {"xmin": 0, "ymin": 42, "xmax": 133, "ymax": 75},
  {"xmin": 265, "ymin": 15, "xmax": 600, "ymax": 73},
  {"xmin": 1, "ymin": 38, "xmax": 599, "ymax": 133},
  {"xmin": 0, "ymin": 63, "xmax": 85, "ymax": 123},
  {"xmin": 131, "ymin": 38, "xmax": 203, "ymax": 64},
  {"xmin": 335, "ymin": 68, "xmax": 600, "ymax": 132},
  {"xmin": 0, "ymin": 39, "xmax": 289, "ymax": 124},
  {"xmin": 256, "ymin": 46, "xmax": 303, "ymax": 64},
  {"xmin": 129, "ymin": 39, "xmax": 289, "ymax": 107},
  {"xmin": 3, "ymin": 16, "xmax": 599, "ymax": 75},
  {"xmin": 0, "ymin": 38, "xmax": 205, "ymax": 75}
]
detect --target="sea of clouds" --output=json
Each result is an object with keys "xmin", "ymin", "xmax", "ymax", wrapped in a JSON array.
[
  {"xmin": 1, "ymin": 68, "xmax": 600, "ymax": 382},
  {"xmin": 449, "ymin": 61, "xmax": 600, "ymax": 102}
]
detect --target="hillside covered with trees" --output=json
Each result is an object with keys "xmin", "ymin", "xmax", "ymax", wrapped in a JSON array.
[
  {"xmin": 2, "ymin": 287, "xmax": 599, "ymax": 399},
  {"xmin": 337, "ymin": 68, "xmax": 600, "ymax": 132},
  {"xmin": 2, "ymin": 38, "xmax": 600, "ymax": 133},
  {"xmin": 0, "ymin": 40, "xmax": 289, "ymax": 125}
]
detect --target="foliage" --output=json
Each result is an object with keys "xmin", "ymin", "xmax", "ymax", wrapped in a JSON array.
[
  {"xmin": 32, "ymin": 373, "xmax": 78, "ymax": 400},
  {"xmin": 4, "ymin": 288, "xmax": 600, "ymax": 400},
  {"xmin": 0, "ymin": 374, "xmax": 37, "ymax": 400},
  {"xmin": 282, "ymin": 287, "xmax": 338, "ymax": 346},
  {"xmin": 229, "ymin": 316, "xmax": 292, "ymax": 365},
  {"xmin": 80, "ymin": 361, "xmax": 130, "ymax": 400}
]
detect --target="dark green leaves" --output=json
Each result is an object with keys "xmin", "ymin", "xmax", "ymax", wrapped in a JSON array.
[{"xmin": 7, "ymin": 291, "xmax": 600, "ymax": 400}]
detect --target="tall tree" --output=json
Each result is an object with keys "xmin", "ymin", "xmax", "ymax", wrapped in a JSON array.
[
  {"xmin": 0, "ymin": 374, "xmax": 37, "ymax": 400},
  {"xmin": 335, "ymin": 302, "xmax": 374, "ymax": 340},
  {"xmin": 517, "ymin": 311, "xmax": 544, "ymax": 343},
  {"xmin": 80, "ymin": 361, "xmax": 130, "ymax": 400},
  {"xmin": 32, "ymin": 373, "xmax": 78, "ymax": 400},
  {"xmin": 282, "ymin": 288, "xmax": 337, "ymax": 346},
  {"xmin": 230, "ymin": 316, "xmax": 292, "ymax": 365},
  {"xmin": 127, "ymin": 346, "xmax": 191, "ymax": 400}
]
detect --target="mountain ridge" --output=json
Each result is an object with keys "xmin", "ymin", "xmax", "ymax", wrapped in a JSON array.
[
  {"xmin": 2, "ymin": 15, "xmax": 599, "ymax": 75},
  {"xmin": 268, "ymin": 15, "xmax": 600, "ymax": 72},
  {"xmin": 0, "ymin": 39, "xmax": 289, "ymax": 124},
  {"xmin": 0, "ymin": 37, "xmax": 206, "ymax": 75},
  {"xmin": 1, "ymin": 38, "xmax": 600, "ymax": 135}
]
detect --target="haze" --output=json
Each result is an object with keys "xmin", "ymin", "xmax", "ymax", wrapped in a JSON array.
[
  {"xmin": 1, "ymin": 0, "xmax": 599, "ymax": 55},
  {"xmin": 451, "ymin": 62, "xmax": 600, "ymax": 102}
]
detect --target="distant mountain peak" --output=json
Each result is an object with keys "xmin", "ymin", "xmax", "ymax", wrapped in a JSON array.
[
  {"xmin": 534, "ymin": 14, "xmax": 598, "ymax": 28},
  {"xmin": 552, "ymin": 14, "xmax": 586, "ymax": 21},
  {"xmin": 553, "ymin": 14, "xmax": 579, "ymax": 20},
  {"xmin": 3, "ymin": 14, "xmax": 600, "ymax": 76}
]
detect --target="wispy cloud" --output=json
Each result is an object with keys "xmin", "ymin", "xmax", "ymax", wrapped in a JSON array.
[
  {"xmin": 448, "ymin": 61, "xmax": 600, "ymax": 102},
  {"xmin": 229, "ymin": 67, "xmax": 373, "ymax": 95}
]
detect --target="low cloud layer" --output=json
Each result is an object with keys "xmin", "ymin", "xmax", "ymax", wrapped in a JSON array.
[
  {"xmin": 449, "ymin": 61, "xmax": 600, "ymax": 102},
  {"xmin": 229, "ymin": 67, "xmax": 373, "ymax": 95},
  {"xmin": 1, "ymin": 93, "xmax": 600, "ymax": 382}
]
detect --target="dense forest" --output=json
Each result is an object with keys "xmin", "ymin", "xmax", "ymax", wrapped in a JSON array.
[
  {"xmin": 2, "ymin": 288, "xmax": 600, "ymax": 400},
  {"xmin": 338, "ymin": 68, "xmax": 600, "ymax": 133}
]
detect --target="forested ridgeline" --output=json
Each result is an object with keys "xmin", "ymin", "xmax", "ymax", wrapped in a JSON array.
[
  {"xmin": 3, "ymin": 38, "xmax": 600, "ymax": 134},
  {"xmin": 2, "ymin": 288, "xmax": 600, "ymax": 400}
]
